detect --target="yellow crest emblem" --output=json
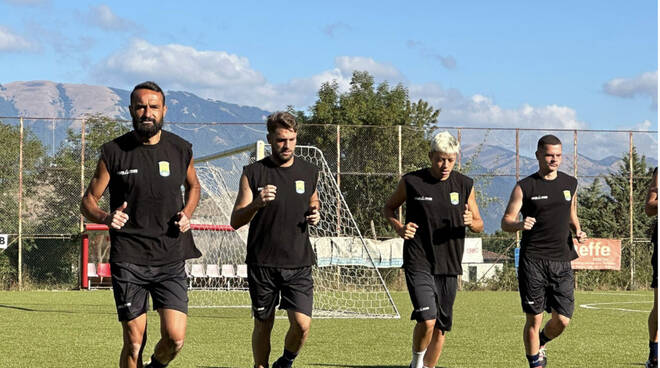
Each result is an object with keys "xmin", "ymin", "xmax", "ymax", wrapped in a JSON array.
[
  {"xmin": 450, "ymin": 192, "xmax": 459, "ymax": 205},
  {"xmin": 563, "ymin": 190, "xmax": 571, "ymax": 201},
  {"xmin": 158, "ymin": 161, "xmax": 170, "ymax": 177},
  {"xmin": 295, "ymin": 180, "xmax": 305, "ymax": 194}
]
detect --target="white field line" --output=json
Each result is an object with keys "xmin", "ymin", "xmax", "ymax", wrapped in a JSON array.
[
  {"xmin": 580, "ymin": 292, "xmax": 648, "ymax": 297},
  {"xmin": 579, "ymin": 301, "xmax": 652, "ymax": 313}
]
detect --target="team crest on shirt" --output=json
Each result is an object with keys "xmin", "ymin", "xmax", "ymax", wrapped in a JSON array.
[
  {"xmin": 563, "ymin": 190, "xmax": 571, "ymax": 201},
  {"xmin": 449, "ymin": 192, "xmax": 459, "ymax": 205},
  {"xmin": 158, "ymin": 161, "xmax": 170, "ymax": 177},
  {"xmin": 295, "ymin": 180, "xmax": 305, "ymax": 194}
]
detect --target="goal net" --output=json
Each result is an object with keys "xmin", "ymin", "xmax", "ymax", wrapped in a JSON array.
[{"xmin": 192, "ymin": 141, "xmax": 400, "ymax": 318}]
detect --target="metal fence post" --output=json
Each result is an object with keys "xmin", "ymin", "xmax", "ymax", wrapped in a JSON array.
[
  {"xmin": 79, "ymin": 118, "xmax": 86, "ymax": 233},
  {"xmin": 573, "ymin": 130, "xmax": 578, "ymax": 178},
  {"xmin": 18, "ymin": 117, "xmax": 23, "ymax": 290},
  {"xmin": 629, "ymin": 131, "xmax": 634, "ymax": 289},
  {"xmin": 457, "ymin": 128, "xmax": 462, "ymax": 170},
  {"xmin": 397, "ymin": 125, "xmax": 402, "ymax": 223},
  {"xmin": 336, "ymin": 125, "xmax": 341, "ymax": 233},
  {"xmin": 515, "ymin": 129, "xmax": 520, "ymax": 246}
]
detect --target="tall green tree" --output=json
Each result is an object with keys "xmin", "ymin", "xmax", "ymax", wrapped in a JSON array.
[
  {"xmin": 578, "ymin": 147, "xmax": 654, "ymax": 239},
  {"xmin": 0, "ymin": 121, "xmax": 46, "ymax": 234},
  {"xmin": 38, "ymin": 114, "xmax": 130, "ymax": 233},
  {"xmin": 294, "ymin": 71, "xmax": 440, "ymax": 235},
  {"xmin": 576, "ymin": 147, "xmax": 655, "ymax": 289}
]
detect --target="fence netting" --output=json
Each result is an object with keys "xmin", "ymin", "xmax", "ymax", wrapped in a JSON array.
[{"xmin": 0, "ymin": 116, "xmax": 656, "ymax": 290}]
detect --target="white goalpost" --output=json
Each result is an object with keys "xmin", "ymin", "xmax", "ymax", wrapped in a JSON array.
[{"xmin": 190, "ymin": 141, "xmax": 400, "ymax": 318}]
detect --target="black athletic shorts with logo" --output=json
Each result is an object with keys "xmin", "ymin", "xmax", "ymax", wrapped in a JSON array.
[
  {"xmin": 110, "ymin": 261, "xmax": 189, "ymax": 321},
  {"xmin": 518, "ymin": 256, "xmax": 575, "ymax": 318},
  {"xmin": 405, "ymin": 268, "xmax": 457, "ymax": 332},
  {"xmin": 247, "ymin": 265, "xmax": 314, "ymax": 320}
]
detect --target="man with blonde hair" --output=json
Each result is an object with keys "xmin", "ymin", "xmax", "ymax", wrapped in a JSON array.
[
  {"xmin": 231, "ymin": 111, "xmax": 320, "ymax": 368},
  {"xmin": 501, "ymin": 134, "xmax": 586, "ymax": 368},
  {"xmin": 384, "ymin": 131, "xmax": 483, "ymax": 368}
]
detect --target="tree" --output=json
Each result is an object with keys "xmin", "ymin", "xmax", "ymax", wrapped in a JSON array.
[
  {"xmin": 0, "ymin": 121, "xmax": 47, "ymax": 234},
  {"xmin": 576, "ymin": 147, "xmax": 655, "ymax": 289},
  {"xmin": 578, "ymin": 147, "xmax": 654, "ymax": 240},
  {"xmin": 37, "ymin": 114, "xmax": 129, "ymax": 234},
  {"xmin": 294, "ymin": 71, "xmax": 440, "ymax": 235}
]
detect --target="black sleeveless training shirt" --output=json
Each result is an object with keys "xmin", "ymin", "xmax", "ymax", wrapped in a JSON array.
[
  {"xmin": 243, "ymin": 156, "xmax": 319, "ymax": 268},
  {"xmin": 518, "ymin": 171, "xmax": 578, "ymax": 261},
  {"xmin": 101, "ymin": 130, "xmax": 200, "ymax": 265},
  {"xmin": 402, "ymin": 169, "xmax": 473, "ymax": 275}
]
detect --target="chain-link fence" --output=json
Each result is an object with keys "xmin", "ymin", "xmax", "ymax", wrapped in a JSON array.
[{"xmin": 0, "ymin": 116, "xmax": 656, "ymax": 290}]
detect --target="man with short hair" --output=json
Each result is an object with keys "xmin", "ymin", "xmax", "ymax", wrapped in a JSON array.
[
  {"xmin": 501, "ymin": 134, "xmax": 587, "ymax": 368},
  {"xmin": 383, "ymin": 131, "xmax": 483, "ymax": 368},
  {"xmin": 231, "ymin": 111, "xmax": 320, "ymax": 368},
  {"xmin": 81, "ymin": 81, "xmax": 201, "ymax": 368},
  {"xmin": 645, "ymin": 167, "xmax": 658, "ymax": 368}
]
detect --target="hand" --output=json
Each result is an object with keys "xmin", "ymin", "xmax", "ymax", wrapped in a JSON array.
[
  {"xmin": 306, "ymin": 208, "xmax": 320, "ymax": 226},
  {"xmin": 463, "ymin": 204, "xmax": 472, "ymax": 227},
  {"xmin": 576, "ymin": 230, "xmax": 587, "ymax": 243},
  {"xmin": 106, "ymin": 201, "xmax": 129, "ymax": 230},
  {"xmin": 254, "ymin": 185, "xmax": 277, "ymax": 207},
  {"xmin": 397, "ymin": 222, "xmax": 418, "ymax": 240},
  {"xmin": 521, "ymin": 216, "xmax": 536, "ymax": 231},
  {"xmin": 175, "ymin": 211, "xmax": 191, "ymax": 233}
]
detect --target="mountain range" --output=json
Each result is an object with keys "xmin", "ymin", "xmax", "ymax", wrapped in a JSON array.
[{"xmin": 1, "ymin": 81, "xmax": 656, "ymax": 232}]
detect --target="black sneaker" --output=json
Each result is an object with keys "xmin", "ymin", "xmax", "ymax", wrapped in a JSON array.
[
  {"xmin": 272, "ymin": 358, "xmax": 292, "ymax": 368},
  {"xmin": 646, "ymin": 358, "xmax": 658, "ymax": 368}
]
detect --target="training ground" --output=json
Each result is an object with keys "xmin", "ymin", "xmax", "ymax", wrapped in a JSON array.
[{"xmin": 0, "ymin": 290, "xmax": 652, "ymax": 367}]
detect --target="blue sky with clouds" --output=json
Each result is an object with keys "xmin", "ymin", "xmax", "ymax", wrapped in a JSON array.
[{"xmin": 0, "ymin": 0, "xmax": 657, "ymax": 131}]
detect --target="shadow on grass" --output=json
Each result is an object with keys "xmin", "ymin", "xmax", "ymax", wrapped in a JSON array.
[
  {"xmin": 0, "ymin": 303, "xmax": 115, "ymax": 315},
  {"xmin": 197, "ymin": 364, "xmax": 448, "ymax": 368},
  {"xmin": 308, "ymin": 365, "xmax": 447, "ymax": 368}
]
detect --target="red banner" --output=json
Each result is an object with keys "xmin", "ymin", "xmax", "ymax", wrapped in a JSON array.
[{"xmin": 571, "ymin": 238, "xmax": 621, "ymax": 270}]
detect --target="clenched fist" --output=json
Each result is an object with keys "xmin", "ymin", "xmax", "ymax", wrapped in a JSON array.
[
  {"xmin": 254, "ymin": 185, "xmax": 277, "ymax": 207},
  {"xmin": 397, "ymin": 222, "xmax": 418, "ymax": 240},
  {"xmin": 521, "ymin": 216, "xmax": 536, "ymax": 231}
]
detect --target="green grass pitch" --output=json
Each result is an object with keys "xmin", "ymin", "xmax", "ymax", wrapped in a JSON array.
[{"xmin": 0, "ymin": 290, "xmax": 652, "ymax": 367}]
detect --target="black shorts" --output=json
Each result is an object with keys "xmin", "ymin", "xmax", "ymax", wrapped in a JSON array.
[
  {"xmin": 247, "ymin": 265, "xmax": 314, "ymax": 320},
  {"xmin": 405, "ymin": 268, "xmax": 457, "ymax": 332},
  {"xmin": 518, "ymin": 256, "xmax": 574, "ymax": 318},
  {"xmin": 110, "ymin": 261, "xmax": 189, "ymax": 322}
]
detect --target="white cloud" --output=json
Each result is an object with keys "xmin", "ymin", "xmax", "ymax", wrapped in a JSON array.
[
  {"xmin": 334, "ymin": 56, "xmax": 404, "ymax": 82},
  {"xmin": 93, "ymin": 40, "xmax": 400, "ymax": 110},
  {"xmin": 85, "ymin": 4, "xmax": 137, "ymax": 32},
  {"xmin": 409, "ymin": 83, "xmax": 587, "ymax": 130},
  {"xmin": 96, "ymin": 39, "xmax": 266, "ymax": 87},
  {"xmin": 603, "ymin": 70, "xmax": 657, "ymax": 109},
  {"xmin": 0, "ymin": 25, "xmax": 36, "ymax": 51},
  {"xmin": 94, "ymin": 40, "xmax": 590, "ymax": 130}
]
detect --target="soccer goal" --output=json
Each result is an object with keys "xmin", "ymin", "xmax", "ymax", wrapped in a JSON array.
[{"xmin": 192, "ymin": 141, "xmax": 400, "ymax": 318}]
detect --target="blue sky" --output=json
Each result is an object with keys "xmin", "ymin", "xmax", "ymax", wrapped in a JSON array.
[{"xmin": 0, "ymin": 0, "xmax": 657, "ymax": 132}]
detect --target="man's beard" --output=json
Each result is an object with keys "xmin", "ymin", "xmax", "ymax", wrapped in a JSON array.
[
  {"xmin": 132, "ymin": 116, "xmax": 163, "ymax": 139},
  {"xmin": 273, "ymin": 149, "xmax": 293, "ymax": 164}
]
